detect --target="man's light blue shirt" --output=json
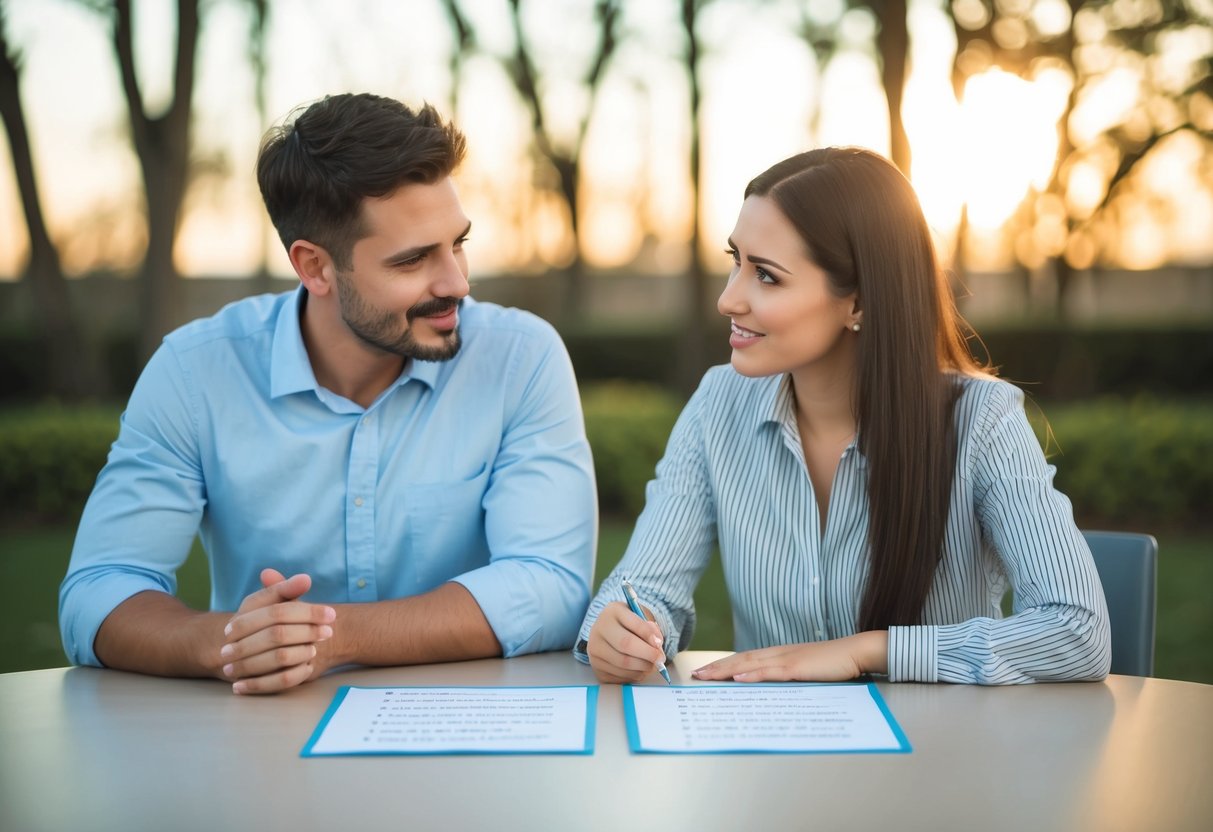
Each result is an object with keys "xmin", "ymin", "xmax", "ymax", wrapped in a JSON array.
[{"xmin": 60, "ymin": 289, "xmax": 597, "ymax": 666}]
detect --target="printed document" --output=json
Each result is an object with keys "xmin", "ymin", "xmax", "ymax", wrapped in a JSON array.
[
  {"xmin": 302, "ymin": 686, "xmax": 597, "ymax": 756},
  {"xmin": 623, "ymin": 683, "xmax": 910, "ymax": 754}
]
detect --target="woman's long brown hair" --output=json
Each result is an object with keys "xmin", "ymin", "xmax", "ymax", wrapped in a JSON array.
[{"xmin": 746, "ymin": 148, "xmax": 986, "ymax": 631}]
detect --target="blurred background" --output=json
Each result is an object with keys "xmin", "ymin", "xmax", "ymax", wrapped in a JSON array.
[{"xmin": 0, "ymin": 0, "xmax": 1209, "ymax": 680}]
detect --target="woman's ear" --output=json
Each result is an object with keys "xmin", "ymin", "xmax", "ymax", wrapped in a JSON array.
[
  {"xmin": 289, "ymin": 240, "xmax": 337, "ymax": 297},
  {"xmin": 847, "ymin": 296, "xmax": 863, "ymax": 331}
]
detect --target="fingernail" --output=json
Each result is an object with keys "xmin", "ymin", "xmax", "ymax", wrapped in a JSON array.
[
  {"xmin": 232, "ymin": 681, "xmax": 246, "ymax": 695},
  {"xmin": 219, "ymin": 644, "xmax": 234, "ymax": 659},
  {"xmin": 222, "ymin": 663, "xmax": 234, "ymax": 677},
  {"xmin": 734, "ymin": 673, "xmax": 750, "ymax": 681},
  {"xmin": 223, "ymin": 622, "xmax": 233, "ymax": 636},
  {"xmin": 310, "ymin": 645, "xmax": 318, "ymax": 658},
  {"xmin": 318, "ymin": 625, "xmax": 333, "ymax": 640},
  {"xmin": 324, "ymin": 607, "xmax": 336, "ymax": 621},
  {"xmin": 691, "ymin": 669, "xmax": 702, "ymax": 678},
  {"xmin": 650, "ymin": 636, "xmax": 662, "ymax": 648}
]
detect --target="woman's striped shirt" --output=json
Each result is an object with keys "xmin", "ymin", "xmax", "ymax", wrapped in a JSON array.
[{"xmin": 576, "ymin": 366, "xmax": 1111, "ymax": 684}]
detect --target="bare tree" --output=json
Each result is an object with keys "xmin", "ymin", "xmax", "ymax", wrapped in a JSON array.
[
  {"xmin": 797, "ymin": 1, "xmax": 913, "ymax": 176},
  {"xmin": 0, "ymin": 5, "xmax": 90, "ymax": 397},
  {"xmin": 502, "ymin": 0, "xmax": 620, "ymax": 319},
  {"xmin": 949, "ymin": 0, "xmax": 1213, "ymax": 316},
  {"xmin": 247, "ymin": 0, "xmax": 273, "ymax": 293},
  {"xmin": 108, "ymin": 0, "xmax": 201, "ymax": 362},
  {"xmin": 871, "ymin": 0, "xmax": 911, "ymax": 175},
  {"xmin": 437, "ymin": 0, "xmax": 474, "ymax": 117},
  {"xmin": 677, "ymin": 0, "xmax": 709, "ymax": 392}
]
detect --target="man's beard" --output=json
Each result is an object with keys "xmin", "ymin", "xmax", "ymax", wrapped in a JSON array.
[{"xmin": 335, "ymin": 272, "xmax": 462, "ymax": 362}]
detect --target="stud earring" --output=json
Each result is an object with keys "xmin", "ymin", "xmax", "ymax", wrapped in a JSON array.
[{"xmin": 851, "ymin": 322, "xmax": 861, "ymax": 332}]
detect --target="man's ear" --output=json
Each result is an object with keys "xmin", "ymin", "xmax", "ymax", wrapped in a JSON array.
[{"xmin": 289, "ymin": 240, "xmax": 337, "ymax": 297}]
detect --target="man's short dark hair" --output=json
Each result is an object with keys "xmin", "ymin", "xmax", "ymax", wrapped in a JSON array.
[{"xmin": 256, "ymin": 93, "xmax": 467, "ymax": 270}]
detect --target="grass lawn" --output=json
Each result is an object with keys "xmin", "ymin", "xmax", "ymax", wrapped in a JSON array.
[{"xmin": 3, "ymin": 522, "xmax": 1209, "ymax": 684}]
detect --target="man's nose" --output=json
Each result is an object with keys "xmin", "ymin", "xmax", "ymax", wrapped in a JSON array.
[{"xmin": 433, "ymin": 252, "xmax": 470, "ymax": 299}]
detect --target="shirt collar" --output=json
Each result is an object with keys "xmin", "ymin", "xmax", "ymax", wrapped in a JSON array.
[
  {"xmin": 270, "ymin": 286, "xmax": 319, "ymax": 399},
  {"xmin": 270, "ymin": 286, "xmax": 441, "ymax": 402},
  {"xmin": 756, "ymin": 373, "xmax": 794, "ymax": 431},
  {"xmin": 758, "ymin": 372, "xmax": 865, "ymax": 463}
]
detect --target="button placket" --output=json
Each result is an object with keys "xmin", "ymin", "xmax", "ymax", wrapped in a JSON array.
[{"xmin": 346, "ymin": 411, "xmax": 380, "ymax": 599}]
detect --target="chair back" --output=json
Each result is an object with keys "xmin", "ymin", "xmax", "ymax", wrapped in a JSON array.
[{"xmin": 1082, "ymin": 530, "xmax": 1157, "ymax": 677}]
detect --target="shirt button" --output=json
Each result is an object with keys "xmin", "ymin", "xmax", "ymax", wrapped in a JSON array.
[
  {"xmin": 354, "ymin": 496, "xmax": 364, "ymax": 507},
  {"xmin": 356, "ymin": 578, "xmax": 367, "ymax": 589},
  {"xmin": 811, "ymin": 576, "xmax": 819, "ymax": 586},
  {"xmin": 816, "ymin": 629, "xmax": 824, "ymax": 639}
]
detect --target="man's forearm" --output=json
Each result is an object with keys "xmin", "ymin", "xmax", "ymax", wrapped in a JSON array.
[
  {"xmin": 94, "ymin": 590, "xmax": 228, "ymax": 678},
  {"xmin": 324, "ymin": 581, "xmax": 501, "ymax": 668},
  {"xmin": 96, "ymin": 581, "xmax": 503, "ymax": 681}
]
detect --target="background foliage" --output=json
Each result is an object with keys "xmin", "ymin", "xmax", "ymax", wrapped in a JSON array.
[{"xmin": 3, "ymin": 385, "xmax": 1209, "ymax": 530}]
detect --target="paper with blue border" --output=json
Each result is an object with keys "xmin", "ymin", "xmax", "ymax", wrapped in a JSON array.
[
  {"xmin": 623, "ymin": 683, "xmax": 911, "ymax": 754},
  {"xmin": 301, "ymin": 685, "xmax": 598, "ymax": 757}
]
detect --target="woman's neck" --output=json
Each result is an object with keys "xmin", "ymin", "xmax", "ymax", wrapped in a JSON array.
[{"xmin": 789, "ymin": 354, "xmax": 858, "ymax": 443}]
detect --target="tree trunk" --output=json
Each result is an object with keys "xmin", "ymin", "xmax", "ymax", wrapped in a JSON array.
[
  {"xmin": 248, "ymin": 0, "xmax": 274, "ymax": 294},
  {"xmin": 1046, "ymin": 12, "xmax": 1080, "ymax": 321},
  {"xmin": 553, "ymin": 156, "xmax": 585, "ymax": 320},
  {"xmin": 113, "ymin": 0, "xmax": 199, "ymax": 364},
  {"xmin": 873, "ymin": 0, "xmax": 911, "ymax": 176},
  {"xmin": 678, "ymin": 0, "xmax": 708, "ymax": 394},
  {"xmin": 138, "ymin": 145, "xmax": 187, "ymax": 361},
  {"xmin": 0, "ymin": 22, "xmax": 90, "ymax": 398}
]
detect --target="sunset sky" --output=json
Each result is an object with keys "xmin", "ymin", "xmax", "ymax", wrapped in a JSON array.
[{"xmin": 1, "ymin": 0, "xmax": 1210, "ymax": 280}]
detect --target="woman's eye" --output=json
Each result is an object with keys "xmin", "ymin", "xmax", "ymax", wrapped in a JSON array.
[{"xmin": 756, "ymin": 267, "xmax": 777, "ymax": 285}]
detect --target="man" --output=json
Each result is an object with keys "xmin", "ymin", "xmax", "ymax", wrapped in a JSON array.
[{"xmin": 59, "ymin": 93, "xmax": 597, "ymax": 694}]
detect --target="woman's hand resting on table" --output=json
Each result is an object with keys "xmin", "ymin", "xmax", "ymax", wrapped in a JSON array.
[{"xmin": 690, "ymin": 632, "xmax": 889, "ymax": 682}]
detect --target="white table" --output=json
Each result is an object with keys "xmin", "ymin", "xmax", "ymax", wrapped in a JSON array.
[{"xmin": 2, "ymin": 651, "xmax": 1210, "ymax": 831}]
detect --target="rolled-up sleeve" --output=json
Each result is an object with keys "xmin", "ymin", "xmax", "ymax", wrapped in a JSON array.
[
  {"xmin": 452, "ymin": 323, "xmax": 597, "ymax": 656},
  {"xmin": 59, "ymin": 343, "xmax": 205, "ymax": 666},
  {"xmin": 888, "ymin": 385, "xmax": 1111, "ymax": 684}
]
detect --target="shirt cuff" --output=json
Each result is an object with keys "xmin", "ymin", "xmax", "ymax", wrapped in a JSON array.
[
  {"xmin": 887, "ymin": 625, "xmax": 939, "ymax": 683},
  {"xmin": 60, "ymin": 571, "xmax": 172, "ymax": 667}
]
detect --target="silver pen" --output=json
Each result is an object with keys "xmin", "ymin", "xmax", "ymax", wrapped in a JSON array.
[{"xmin": 620, "ymin": 578, "xmax": 672, "ymax": 684}]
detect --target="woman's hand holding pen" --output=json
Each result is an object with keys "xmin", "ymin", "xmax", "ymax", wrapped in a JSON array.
[
  {"xmin": 587, "ymin": 601, "xmax": 667, "ymax": 684},
  {"xmin": 218, "ymin": 568, "xmax": 337, "ymax": 695},
  {"xmin": 690, "ymin": 632, "xmax": 889, "ymax": 683}
]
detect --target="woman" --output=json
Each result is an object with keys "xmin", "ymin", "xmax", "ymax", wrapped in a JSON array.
[{"xmin": 578, "ymin": 147, "xmax": 1110, "ymax": 685}]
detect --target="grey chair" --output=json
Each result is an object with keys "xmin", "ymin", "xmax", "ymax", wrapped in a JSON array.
[{"xmin": 1082, "ymin": 530, "xmax": 1158, "ymax": 677}]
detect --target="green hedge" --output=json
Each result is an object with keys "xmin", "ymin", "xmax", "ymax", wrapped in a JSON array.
[
  {"xmin": 1033, "ymin": 398, "xmax": 1213, "ymax": 527},
  {"xmin": 581, "ymin": 382, "xmax": 682, "ymax": 517},
  {"xmin": 0, "ymin": 405, "xmax": 122, "ymax": 523},
  {"xmin": 1, "ymin": 391, "xmax": 1209, "ymax": 529}
]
